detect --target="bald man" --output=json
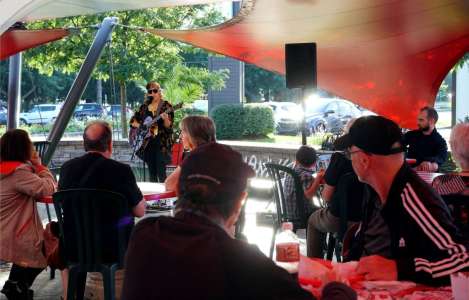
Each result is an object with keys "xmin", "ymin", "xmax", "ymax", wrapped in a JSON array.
[
  {"xmin": 59, "ymin": 120, "xmax": 145, "ymax": 217},
  {"xmin": 58, "ymin": 121, "xmax": 145, "ymax": 266}
]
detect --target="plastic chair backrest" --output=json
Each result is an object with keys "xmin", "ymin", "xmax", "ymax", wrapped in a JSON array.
[
  {"xmin": 53, "ymin": 189, "xmax": 132, "ymax": 267},
  {"xmin": 265, "ymin": 163, "xmax": 308, "ymax": 230},
  {"xmin": 33, "ymin": 141, "xmax": 50, "ymax": 162}
]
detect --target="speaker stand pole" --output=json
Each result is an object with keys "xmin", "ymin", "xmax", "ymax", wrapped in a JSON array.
[{"xmin": 300, "ymin": 88, "xmax": 307, "ymax": 145}]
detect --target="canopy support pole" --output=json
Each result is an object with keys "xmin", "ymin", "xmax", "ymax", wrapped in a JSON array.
[
  {"xmin": 43, "ymin": 17, "xmax": 118, "ymax": 165},
  {"xmin": 7, "ymin": 53, "xmax": 22, "ymax": 130}
]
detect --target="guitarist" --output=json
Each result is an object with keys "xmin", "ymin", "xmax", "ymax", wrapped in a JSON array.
[{"xmin": 130, "ymin": 81, "xmax": 174, "ymax": 182}]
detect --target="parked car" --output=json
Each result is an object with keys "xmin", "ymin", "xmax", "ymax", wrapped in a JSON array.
[
  {"xmin": 266, "ymin": 102, "xmax": 303, "ymax": 135},
  {"xmin": 106, "ymin": 105, "xmax": 134, "ymax": 118},
  {"xmin": 19, "ymin": 104, "xmax": 62, "ymax": 125},
  {"xmin": 191, "ymin": 100, "xmax": 208, "ymax": 113},
  {"xmin": 73, "ymin": 103, "xmax": 107, "ymax": 120},
  {"xmin": 305, "ymin": 98, "xmax": 361, "ymax": 134},
  {"xmin": 434, "ymin": 101, "xmax": 451, "ymax": 111},
  {"xmin": 0, "ymin": 106, "xmax": 7, "ymax": 125}
]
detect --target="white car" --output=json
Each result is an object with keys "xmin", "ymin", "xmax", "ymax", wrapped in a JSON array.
[
  {"xmin": 266, "ymin": 102, "xmax": 304, "ymax": 135},
  {"xmin": 191, "ymin": 100, "xmax": 208, "ymax": 113},
  {"xmin": 20, "ymin": 104, "xmax": 62, "ymax": 125}
]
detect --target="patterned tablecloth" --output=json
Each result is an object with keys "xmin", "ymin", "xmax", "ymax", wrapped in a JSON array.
[{"xmin": 352, "ymin": 281, "xmax": 452, "ymax": 300}]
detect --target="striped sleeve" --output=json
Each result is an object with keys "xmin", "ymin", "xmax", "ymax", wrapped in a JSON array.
[{"xmin": 401, "ymin": 183, "xmax": 469, "ymax": 278}]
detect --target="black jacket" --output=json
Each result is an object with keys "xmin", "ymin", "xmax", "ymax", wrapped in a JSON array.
[
  {"xmin": 347, "ymin": 164, "xmax": 469, "ymax": 286},
  {"xmin": 122, "ymin": 212, "xmax": 315, "ymax": 300},
  {"xmin": 403, "ymin": 129, "xmax": 448, "ymax": 167}
]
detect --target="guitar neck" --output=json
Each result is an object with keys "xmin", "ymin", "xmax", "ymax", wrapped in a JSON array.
[{"xmin": 149, "ymin": 107, "xmax": 173, "ymax": 126}]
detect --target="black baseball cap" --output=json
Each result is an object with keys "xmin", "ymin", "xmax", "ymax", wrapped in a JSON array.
[
  {"xmin": 334, "ymin": 116, "xmax": 404, "ymax": 155},
  {"xmin": 178, "ymin": 143, "xmax": 255, "ymax": 201}
]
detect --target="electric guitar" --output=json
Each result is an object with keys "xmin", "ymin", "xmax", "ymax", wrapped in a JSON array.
[{"xmin": 130, "ymin": 103, "xmax": 182, "ymax": 160}]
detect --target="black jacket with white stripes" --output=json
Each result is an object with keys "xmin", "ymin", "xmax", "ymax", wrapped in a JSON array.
[{"xmin": 348, "ymin": 163, "xmax": 469, "ymax": 286}]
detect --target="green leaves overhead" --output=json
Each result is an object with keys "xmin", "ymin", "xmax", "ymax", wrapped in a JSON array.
[
  {"xmin": 23, "ymin": 5, "xmax": 225, "ymax": 84},
  {"xmin": 162, "ymin": 63, "xmax": 229, "ymax": 104}
]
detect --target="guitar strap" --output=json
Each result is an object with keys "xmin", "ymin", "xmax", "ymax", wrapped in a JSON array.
[{"xmin": 155, "ymin": 100, "xmax": 164, "ymax": 119}]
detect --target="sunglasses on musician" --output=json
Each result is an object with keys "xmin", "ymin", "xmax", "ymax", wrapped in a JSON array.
[{"xmin": 147, "ymin": 88, "xmax": 159, "ymax": 94}]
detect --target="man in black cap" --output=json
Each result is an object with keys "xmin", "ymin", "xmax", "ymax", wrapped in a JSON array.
[
  {"xmin": 122, "ymin": 143, "xmax": 306, "ymax": 299},
  {"xmin": 339, "ymin": 116, "xmax": 468, "ymax": 286},
  {"xmin": 122, "ymin": 143, "xmax": 356, "ymax": 300}
]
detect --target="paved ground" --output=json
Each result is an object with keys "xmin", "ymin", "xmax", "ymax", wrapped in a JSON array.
[{"xmin": 1, "ymin": 196, "xmax": 300, "ymax": 299}]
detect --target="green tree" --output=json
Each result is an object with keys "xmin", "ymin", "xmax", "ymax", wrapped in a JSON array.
[
  {"xmin": 245, "ymin": 64, "xmax": 290, "ymax": 102},
  {"xmin": 163, "ymin": 63, "xmax": 228, "ymax": 104},
  {"xmin": 23, "ymin": 5, "xmax": 226, "ymax": 137},
  {"xmin": 454, "ymin": 52, "xmax": 469, "ymax": 69},
  {"xmin": 0, "ymin": 60, "xmax": 76, "ymax": 111}
]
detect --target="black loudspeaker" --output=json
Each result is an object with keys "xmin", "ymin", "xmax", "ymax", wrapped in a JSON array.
[{"xmin": 285, "ymin": 43, "xmax": 317, "ymax": 89}]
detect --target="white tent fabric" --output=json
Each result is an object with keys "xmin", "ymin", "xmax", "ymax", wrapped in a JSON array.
[{"xmin": 0, "ymin": 0, "xmax": 225, "ymax": 35}]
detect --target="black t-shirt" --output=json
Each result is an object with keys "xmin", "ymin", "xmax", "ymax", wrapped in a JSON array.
[
  {"xmin": 122, "ymin": 212, "xmax": 315, "ymax": 300},
  {"xmin": 324, "ymin": 152, "xmax": 354, "ymax": 186},
  {"xmin": 58, "ymin": 152, "xmax": 142, "ymax": 261},
  {"xmin": 59, "ymin": 152, "xmax": 142, "ymax": 207},
  {"xmin": 324, "ymin": 152, "xmax": 364, "ymax": 222},
  {"xmin": 403, "ymin": 129, "xmax": 448, "ymax": 166}
]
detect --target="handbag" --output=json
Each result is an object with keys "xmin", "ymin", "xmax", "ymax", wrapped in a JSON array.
[{"xmin": 42, "ymin": 221, "xmax": 66, "ymax": 270}]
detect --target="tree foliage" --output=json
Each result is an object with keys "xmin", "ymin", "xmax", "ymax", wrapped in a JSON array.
[
  {"xmin": 17, "ymin": 5, "xmax": 227, "ymax": 137},
  {"xmin": 454, "ymin": 52, "xmax": 469, "ymax": 70},
  {"xmin": 0, "ymin": 60, "xmax": 76, "ymax": 110},
  {"xmin": 245, "ymin": 64, "xmax": 295, "ymax": 102},
  {"xmin": 158, "ymin": 63, "xmax": 228, "ymax": 106},
  {"xmin": 25, "ymin": 8, "xmax": 195, "ymax": 82}
]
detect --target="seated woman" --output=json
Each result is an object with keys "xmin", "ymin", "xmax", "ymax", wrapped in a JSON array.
[
  {"xmin": 432, "ymin": 123, "xmax": 469, "ymax": 236},
  {"xmin": 0, "ymin": 129, "xmax": 56, "ymax": 299},
  {"xmin": 164, "ymin": 115, "xmax": 216, "ymax": 192}
]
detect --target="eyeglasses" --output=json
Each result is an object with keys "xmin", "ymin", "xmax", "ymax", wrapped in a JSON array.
[
  {"xmin": 344, "ymin": 149, "xmax": 367, "ymax": 160},
  {"xmin": 147, "ymin": 88, "xmax": 159, "ymax": 94}
]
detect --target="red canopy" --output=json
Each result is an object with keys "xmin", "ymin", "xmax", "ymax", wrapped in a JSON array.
[
  {"xmin": 0, "ymin": 29, "xmax": 69, "ymax": 61},
  {"xmin": 147, "ymin": 0, "xmax": 469, "ymax": 128}
]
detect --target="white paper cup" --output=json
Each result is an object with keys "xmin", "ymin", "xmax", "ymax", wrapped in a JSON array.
[{"xmin": 451, "ymin": 272, "xmax": 469, "ymax": 300}]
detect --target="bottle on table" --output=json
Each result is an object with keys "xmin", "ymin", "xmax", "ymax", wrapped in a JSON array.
[{"xmin": 276, "ymin": 222, "xmax": 300, "ymax": 269}]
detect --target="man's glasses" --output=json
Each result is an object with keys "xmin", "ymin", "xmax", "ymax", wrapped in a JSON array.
[
  {"xmin": 147, "ymin": 88, "xmax": 159, "ymax": 94},
  {"xmin": 344, "ymin": 149, "xmax": 367, "ymax": 160}
]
